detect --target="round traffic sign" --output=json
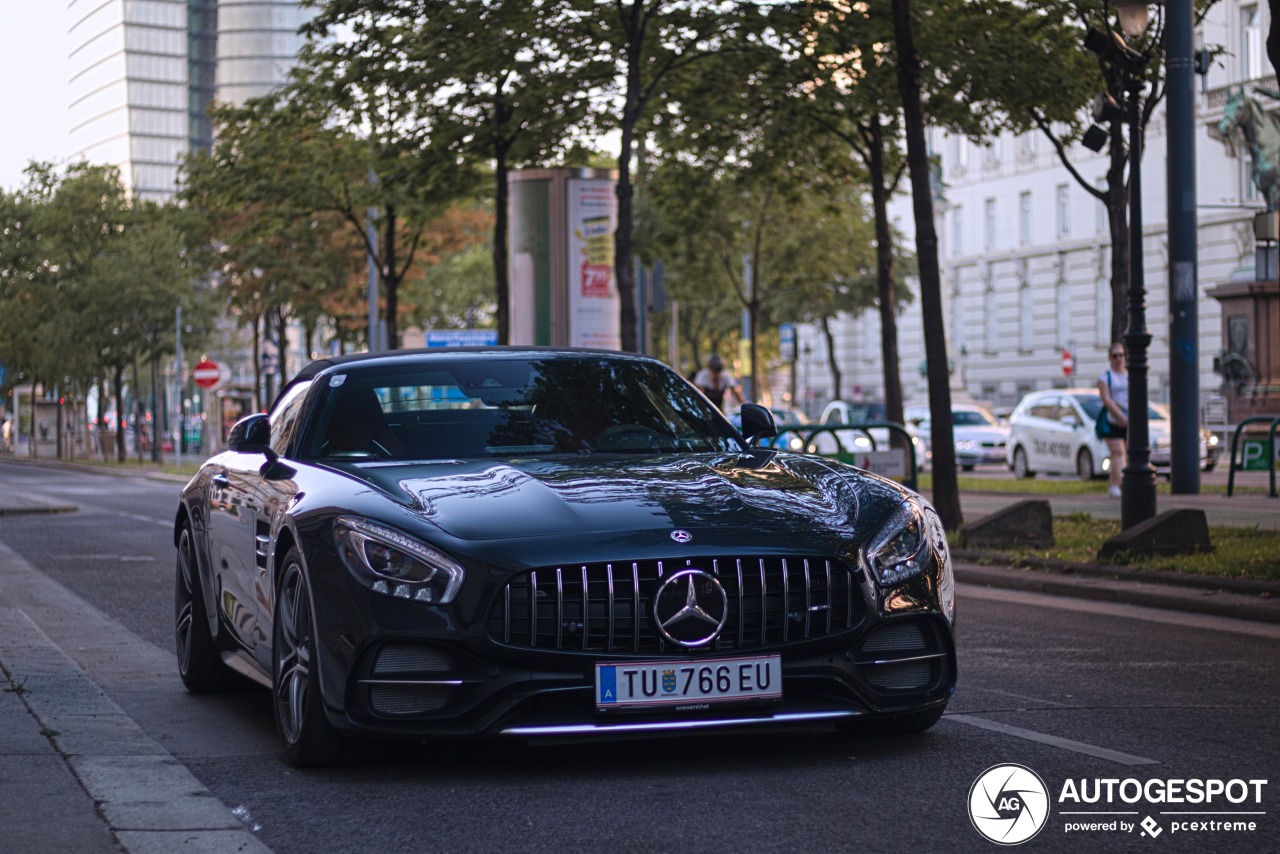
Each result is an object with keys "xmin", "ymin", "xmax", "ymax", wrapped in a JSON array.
[
  {"xmin": 1061, "ymin": 349, "xmax": 1074, "ymax": 377},
  {"xmin": 192, "ymin": 359, "xmax": 222, "ymax": 389}
]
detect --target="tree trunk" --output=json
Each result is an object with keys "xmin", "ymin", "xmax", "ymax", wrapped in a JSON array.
[
  {"xmin": 820, "ymin": 316, "xmax": 842, "ymax": 404},
  {"xmin": 870, "ymin": 121, "xmax": 905, "ymax": 441},
  {"xmin": 150, "ymin": 357, "xmax": 162, "ymax": 464},
  {"xmin": 494, "ymin": 152, "xmax": 511, "ymax": 345},
  {"xmin": 113, "ymin": 367, "xmax": 126, "ymax": 463},
  {"xmin": 614, "ymin": 31, "xmax": 643, "ymax": 353},
  {"xmin": 252, "ymin": 314, "xmax": 262, "ymax": 411},
  {"xmin": 893, "ymin": 0, "xmax": 962, "ymax": 529},
  {"xmin": 384, "ymin": 204, "xmax": 399, "ymax": 349}
]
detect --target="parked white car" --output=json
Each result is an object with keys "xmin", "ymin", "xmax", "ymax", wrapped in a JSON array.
[
  {"xmin": 903, "ymin": 403, "xmax": 1009, "ymax": 471},
  {"xmin": 1005, "ymin": 389, "xmax": 1216, "ymax": 480},
  {"xmin": 813, "ymin": 400, "xmax": 929, "ymax": 473}
]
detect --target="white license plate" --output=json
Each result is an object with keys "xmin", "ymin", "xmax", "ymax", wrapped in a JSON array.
[{"xmin": 596, "ymin": 655, "xmax": 782, "ymax": 710}]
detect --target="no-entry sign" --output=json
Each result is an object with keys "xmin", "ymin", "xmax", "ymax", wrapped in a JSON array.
[{"xmin": 192, "ymin": 359, "xmax": 222, "ymax": 389}]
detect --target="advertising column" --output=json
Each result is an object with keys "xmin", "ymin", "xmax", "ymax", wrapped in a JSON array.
[{"xmin": 508, "ymin": 168, "xmax": 620, "ymax": 349}]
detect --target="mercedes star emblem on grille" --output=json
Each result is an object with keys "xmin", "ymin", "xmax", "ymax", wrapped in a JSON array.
[
  {"xmin": 652, "ymin": 569, "xmax": 729, "ymax": 647},
  {"xmin": 670, "ymin": 529, "xmax": 692, "ymax": 543}
]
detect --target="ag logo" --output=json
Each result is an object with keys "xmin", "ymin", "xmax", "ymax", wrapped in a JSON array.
[{"xmin": 968, "ymin": 763, "xmax": 1050, "ymax": 845}]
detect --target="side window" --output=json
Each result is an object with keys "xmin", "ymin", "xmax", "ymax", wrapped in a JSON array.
[
  {"xmin": 1029, "ymin": 398, "xmax": 1057, "ymax": 420},
  {"xmin": 1056, "ymin": 403, "xmax": 1080, "ymax": 424},
  {"xmin": 825, "ymin": 408, "xmax": 844, "ymax": 425},
  {"xmin": 269, "ymin": 381, "xmax": 312, "ymax": 455}
]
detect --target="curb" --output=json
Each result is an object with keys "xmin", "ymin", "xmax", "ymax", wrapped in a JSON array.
[
  {"xmin": 957, "ymin": 562, "xmax": 1280, "ymax": 624},
  {"xmin": 952, "ymin": 548, "xmax": 1280, "ymax": 598}
]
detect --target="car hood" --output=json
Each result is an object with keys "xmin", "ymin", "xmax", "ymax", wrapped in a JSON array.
[
  {"xmin": 328, "ymin": 453, "xmax": 886, "ymax": 543},
  {"xmin": 954, "ymin": 426, "xmax": 1009, "ymax": 443}
]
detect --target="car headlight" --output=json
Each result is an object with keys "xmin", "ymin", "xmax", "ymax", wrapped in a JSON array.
[
  {"xmin": 956, "ymin": 440, "xmax": 976, "ymax": 450},
  {"xmin": 863, "ymin": 497, "xmax": 948, "ymax": 588},
  {"xmin": 335, "ymin": 516, "xmax": 465, "ymax": 604}
]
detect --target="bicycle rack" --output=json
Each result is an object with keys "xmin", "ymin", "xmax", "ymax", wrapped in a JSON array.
[
  {"xmin": 775, "ymin": 422, "xmax": 920, "ymax": 492},
  {"xmin": 1226, "ymin": 415, "xmax": 1280, "ymax": 498}
]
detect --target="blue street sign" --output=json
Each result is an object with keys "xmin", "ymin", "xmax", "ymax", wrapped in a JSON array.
[{"xmin": 425, "ymin": 330, "xmax": 499, "ymax": 348}]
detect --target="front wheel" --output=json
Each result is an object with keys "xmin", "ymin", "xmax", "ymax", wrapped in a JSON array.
[
  {"xmin": 274, "ymin": 550, "xmax": 345, "ymax": 767},
  {"xmin": 1076, "ymin": 447, "xmax": 1096, "ymax": 481},
  {"xmin": 175, "ymin": 525, "xmax": 229, "ymax": 693},
  {"xmin": 1012, "ymin": 447, "xmax": 1033, "ymax": 480}
]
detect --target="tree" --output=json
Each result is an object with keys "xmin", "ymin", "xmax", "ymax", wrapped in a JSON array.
[
  {"xmin": 301, "ymin": 0, "xmax": 602, "ymax": 345},
  {"xmin": 578, "ymin": 0, "xmax": 776, "ymax": 352}
]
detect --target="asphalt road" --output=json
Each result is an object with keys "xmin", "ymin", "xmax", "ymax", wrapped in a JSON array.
[{"xmin": 1, "ymin": 460, "xmax": 1277, "ymax": 852}]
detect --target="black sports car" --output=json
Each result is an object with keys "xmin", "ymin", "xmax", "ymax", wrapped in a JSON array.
[{"xmin": 175, "ymin": 348, "xmax": 956, "ymax": 766}]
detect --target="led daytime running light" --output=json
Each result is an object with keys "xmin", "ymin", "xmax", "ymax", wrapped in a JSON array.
[{"xmin": 336, "ymin": 516, "xmax": 464, "ymax": 604}]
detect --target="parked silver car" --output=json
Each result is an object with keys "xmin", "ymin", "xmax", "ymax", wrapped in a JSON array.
[{"xmin": 904, "ymin": 404, "xmax": 1009, "ymax": 471}]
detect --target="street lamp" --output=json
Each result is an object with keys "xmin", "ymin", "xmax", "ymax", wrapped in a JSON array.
[{"xmin": 1086, "ymin": 0, "xmax": 1163, "ymax": 529}]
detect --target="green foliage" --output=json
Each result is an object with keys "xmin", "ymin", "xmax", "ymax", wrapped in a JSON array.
[{"xmin": 982, "ymin": 513, "xmax": 1280, "ymax": 582}]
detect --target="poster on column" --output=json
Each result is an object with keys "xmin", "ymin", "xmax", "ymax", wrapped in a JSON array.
[{"xmin": 566, "ymin": 177, "xmax": 621, "ymax": 350}]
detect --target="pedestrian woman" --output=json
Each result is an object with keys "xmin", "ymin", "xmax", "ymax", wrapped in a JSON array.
[
  {"xmin": 693, "ymin": 355, "xmax": 743, "ymax": 411},
  {"xmin": 1097, "ymin": 343, "xmax": 1129, "ymax": 498}
]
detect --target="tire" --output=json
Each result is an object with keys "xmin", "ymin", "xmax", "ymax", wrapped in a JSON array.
[
  {"xmin": 1012, "ymin": 446, "xmax": 1033, "ymax": 479},
  {"xmin": 1076, "ymin": 447, "xmax": 1095, "ymax": 481},
  {"xmin": 175, "ymin": 525, "xmax": 229, "ymax": 693},
  {"xmin": 961, "ymin": 464, "xmax": 975, "ymax": 472},
  {"xmin": 836, "ymin": 704, "xmax": 946, "ymax": 736},
  {"xmin": 274, "ymin": 550, "xmax": 345, "ymax": 767}
]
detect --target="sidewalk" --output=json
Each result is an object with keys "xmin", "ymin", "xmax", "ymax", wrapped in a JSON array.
[{"xmin": 0, "ymin": 477, "xmax": 269, "ymax": 853}]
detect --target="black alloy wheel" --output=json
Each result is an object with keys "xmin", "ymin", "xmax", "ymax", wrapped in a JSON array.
[
  {"xmin": 273, "ymin": 549, "xmax": 345, "ymax": 767},
  {"xmin": 175, "ymin": 525, "xmax": 229, "ymax": 693}
]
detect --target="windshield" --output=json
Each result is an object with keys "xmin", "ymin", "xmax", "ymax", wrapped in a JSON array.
[
  {"xmin": 951, "ymin": 409, "xmax": 998, "ymax": 427},
  {"xmin": 302, "ymin": 356, "xmax": 743, "ymax": 461},
  {"xmin": 1071, "ymin": 393, "xmax": 1162, "ymax": 422}
]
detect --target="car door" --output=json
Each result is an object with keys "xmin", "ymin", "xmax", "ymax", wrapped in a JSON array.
[
  {"xmin": 205, "ymin": 442, "xmax": 268, "ymax": 656},
  {"xmin": 248, "ymin": 379, "xmax": 313, "ymax": 670},
  {"xmin": 1021, "ymin": 396, "xmax": 1060, "ymax": 472}
]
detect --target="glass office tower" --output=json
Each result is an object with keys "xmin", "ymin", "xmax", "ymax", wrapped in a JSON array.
[{"xmin": 66, "ymin": 0, "xmax": 310, "ymax": 201}]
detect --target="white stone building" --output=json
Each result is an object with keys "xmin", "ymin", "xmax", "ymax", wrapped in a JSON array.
[{"xmin": 791, "ymin": 1, "xmax": 1270, "ymax": 422}]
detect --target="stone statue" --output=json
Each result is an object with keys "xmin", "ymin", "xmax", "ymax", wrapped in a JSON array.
[{"xmin": 1216, "ymin": 87, "xmax": 1280, "ymax": 211}]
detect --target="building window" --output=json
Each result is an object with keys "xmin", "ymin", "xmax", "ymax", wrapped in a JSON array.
[
  {"xmin": 953, "ymin": 204, "xmax": 964, "ymax": 255},
  {"xmin": 985, "ymin": 198, "xmax": 997, "ymax": 251},
  {"xmin": 1018, "ymin": 132, "xmax": 1035, "ymax": 160},
  {"xmin": 1056, "ymin": 184, "xmax": 1071, "ymax": 240},
  {"xmin": 984, "ymin": 285, "xmax": 998, "ymax": 352},
  {"xmin": 984, "ymin": 136, "xmax": 1000, "ymax": 167},
  {"xmin": 1096, "ymin": 277, "xmax": 1112, "ymax": 344},
  {"xmin": 1242, "ymin": 157, "xmax": 1260, "ymax": 203},
  {"xmin": 952, "ymin": 135, "xmax": 968, "ymax": 174},
  {"xmin": 1243, "ymin": 5, "xmax": 1263, "ymax": 80},
  {"xmin": 1019, "ymin": 283, "xmax": 1033, "ymax": 351},
  {"xmin": 1019, "ymin": 192, "xmax": 1032, "ymax": 244}
]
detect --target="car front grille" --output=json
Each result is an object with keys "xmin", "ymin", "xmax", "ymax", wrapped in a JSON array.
[{"xmin": 487, "ymin": 556, "xmax": 863, "ymax": 654}]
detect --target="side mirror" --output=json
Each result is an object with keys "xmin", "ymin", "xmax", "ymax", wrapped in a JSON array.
[
  {"xmin": 227, "ymin": 413, "xmax": 271, "ymax": 454},
  {"xmin": 738, "ymin": 403, "xmax": 778, "ymax": 447}
]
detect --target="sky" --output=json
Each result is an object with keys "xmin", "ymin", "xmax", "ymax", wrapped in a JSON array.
[{"xmin": 0, "ymin": 6, "xmax": 74, "ymax": 192}]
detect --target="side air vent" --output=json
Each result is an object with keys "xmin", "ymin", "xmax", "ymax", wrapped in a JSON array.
[{"xmin": 856, "ymin": 619, "xmax": 946, "ymax": 693}]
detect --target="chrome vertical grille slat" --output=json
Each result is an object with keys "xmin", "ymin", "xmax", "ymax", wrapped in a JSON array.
[
  {"xmin": 803, "ymin": 559, "xmax": 812, "ymax": 639},
  {"xmin": 555, "ymin": 568, "xmax": 563, "ymax": 649},
  {"xmin": 781, "ymin": 559, "xmax": 790, "ymax": 643},
  {"xmin": 487, "ymin": 555, "xmax": 862, "ymax": 654},
  {"xmin": 606, "ymin": 563, "xmax": 615, "ymax": 653}
]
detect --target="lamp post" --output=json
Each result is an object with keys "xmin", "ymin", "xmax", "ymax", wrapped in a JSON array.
[{"xmin": 1086, "ymin": 0, "xmax": 1161, "ymax": 528}]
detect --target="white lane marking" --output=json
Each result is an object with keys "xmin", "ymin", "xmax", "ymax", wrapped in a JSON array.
[
  {"xmin": 959, "ymin": 584, "xmax": 1280, "ymax": 640},
  {"xmin": 119, "ymin": 512, "xmax": 171, "ymax": 528},
  {"xmin": 946, "ymin": 713, "xmax": 1160, "ymax": 766}
]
